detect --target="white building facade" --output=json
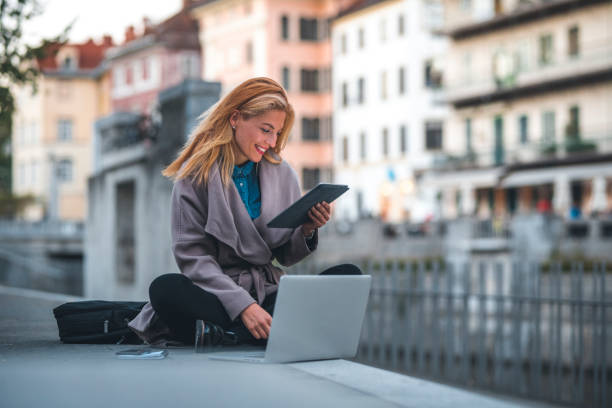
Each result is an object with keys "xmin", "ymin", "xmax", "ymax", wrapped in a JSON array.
[
  {"xmin": 332, "ymin": 0, "xmax": 448, "ymax": 222},
  {"xmin": 427, "ymin": 0, "xmax": 612, "ymax": 220}
]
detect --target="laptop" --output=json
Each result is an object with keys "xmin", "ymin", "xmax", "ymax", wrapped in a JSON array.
[{"xmin": 208, "ymin": 274, "xmax": 371, "ymax": 364}]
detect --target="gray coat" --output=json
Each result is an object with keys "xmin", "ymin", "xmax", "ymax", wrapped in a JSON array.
[{"xmin": 128, "ymin": 158, "xmax": 317, "ymax": 344}]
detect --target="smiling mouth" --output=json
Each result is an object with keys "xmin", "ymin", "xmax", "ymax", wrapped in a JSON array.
[{"xmin": 255, "ymin": 145, "xmax": 267, "ymax": 154}]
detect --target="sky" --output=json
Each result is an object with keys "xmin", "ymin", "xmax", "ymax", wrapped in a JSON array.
[{"xmin": 23, "ymin": 0, "xmax": 183, "ymax": 45}]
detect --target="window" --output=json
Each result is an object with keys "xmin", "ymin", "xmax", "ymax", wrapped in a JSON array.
[
  {"xmin": 358, "ymin": 27, "xmax": 365, "ymax": 49},
  {"xmin": 320, "ymin": 116, "xmax": 332, "ymax": 141},
  {"xmin": 460, "ymin": 0, "xmax": 472, "ymax": 11},
  {"xmin": 360, "ymin": 132, "xmax": 367, "ymax": 160},
  {"xmin": 342, "ymin": 82, "xmax": 348, "ymax": 107},
  {"xmin": 494, "ymin": 0, "xmax": 503, "ymax": 14},
  {"xmin": 302, "ymin": 117, "xmax": 320, "ymax": 141},
  {"xmin": 380, "ymin": 71, "xmax": 387, "ymax": 100},
  {"xmin": 56, "ymin": 158, "xmax": 73, "ymax": 182},
  {"xmin": 282, "ymin": 66, "xmax": 290, "ymax": 91},
  {"xmin": 424, "ymin": 59, "xmax": 442, "ymax": 89},
  {"xmin": 320, "ymin": 67, "xmax": 331, "ymax": 92},
  {"xmin": 181, "ymin": 54, "xmax": 199, "ymax": 78},
  {"xmin": 465, "ymin": 118, "xmax": 473, "ymax": 152},
  {"xmin": 125, "ymin": 65, "xmax": 133, "ymax": 85},
  {"xmin": 379, "ymin": 19, "xmax": 386, "ymax": 42},
  {"xmin": 400, "ymin": 125, "xmax": 408, "ymax": 154},
  {"xmin": 245, "ymin": 41, "xmax": 253, "ymax": 64},
  {"xmin": 539, "ymin": 34, "xmax": 553, "ymax": 66},
  {"xmin": 423, "ymin": 0, "xmax": 444, "ymax": 30},
  {"xmin": 31, "ymin": 160, "xmax": 38, "ymax": 185},
  {"xmin": 57, "ymin": 119, "xmax": 73, "ymax": 142},
  {"xmin": 300, "ymin": 17, "xmax": 318, "ymax": 41},
  {"xmin": 519, "ymin": 115, "xmax": 528, "ymax": 144},
  {"xmin": 542, "ymin": 111, "xmax": 556, "ymax": 144},
  {"xmin": 342, "ymin": 136, "xmax": 349, "ymax": 162},
  {"xmin": 398, "ymin": 14, "xmax": 405, "ymax": 36},
  {"xmin": 116, "ymin": 180, "xmax": 136, "ymax": 284},
  {"xmin": 382, "ymin": 128, "xmax": 389, "ymax": 157},
  {"xmin": 62, "ymin": 56, "xmax": 75, "ymax": 70},
  {"xmin": 281, "ymin": 15, "xmax": 289, "ymax": 40},
  {"xmin": 302, "ymin": 168, "xmax": 320, "ymax": 190},
  {"xmin": 357, "ymin": 77, "xmax": 365, "ymax": 104},
  {"xmin": 398, "ymin": 66, "xmax": 406, "ymax": 95},
  {"xmin": 341, "ymin": 33, "xmax": 347, "ymax": 54},
  {"xmin": 568, "ymin": 26, "xmax": 579, "ymax": 57},
  {"xmin": 142, "ymin": 57, "xmax": 149, "ymax": 80},
  {"xmin": 567, "ymin": 106, "xmax": 580, "ymax": 140},
  {"xmin": 300, "ymin": 69, "xmax": 319, "ymax": 92},
  {"xmin": 425, "ymin": 121, "xmax": 443, "ymax": 150},
  {"xmin": 18, "ymin": 163, "xmax": 25, "ymax": 186}
]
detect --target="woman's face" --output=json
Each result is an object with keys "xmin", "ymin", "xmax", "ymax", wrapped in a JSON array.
[{"xmin": 231, "ymin": 109, "xmax": 286, "ymax": 165}]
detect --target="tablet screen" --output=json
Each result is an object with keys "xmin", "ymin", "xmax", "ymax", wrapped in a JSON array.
[{"xmin": 267, "ymin": 183, "xmax": 349, "ymax": 228}]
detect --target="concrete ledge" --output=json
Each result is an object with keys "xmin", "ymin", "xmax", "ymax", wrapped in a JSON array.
[{"xmin": 0, "ymin": 286, "xmax": 559, "ymax": 408}]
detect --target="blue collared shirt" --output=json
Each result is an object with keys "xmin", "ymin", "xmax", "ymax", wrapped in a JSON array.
[{"xmin": 232, "ymin": 161, "xmax": 261, "ymax": 219}]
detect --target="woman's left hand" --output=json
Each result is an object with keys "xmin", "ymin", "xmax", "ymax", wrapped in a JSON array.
[{"xmin": 302, "ymin": 201, "xmax": 332, "ymax": 237}]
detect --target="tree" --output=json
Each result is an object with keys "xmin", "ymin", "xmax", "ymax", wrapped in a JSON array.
[{"xmin": 0, "ymin": 0, "xmax": 70, "ymax": 216}]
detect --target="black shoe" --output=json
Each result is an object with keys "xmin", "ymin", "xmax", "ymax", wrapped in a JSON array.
[{"xmin": 194, "ymin": 320, "xmax": 238, "ymax": 352}]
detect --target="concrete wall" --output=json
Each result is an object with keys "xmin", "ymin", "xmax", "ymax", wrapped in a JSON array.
[{"xmin": 85, "ymin": 79, "xmax": 220, "ymax": 300}]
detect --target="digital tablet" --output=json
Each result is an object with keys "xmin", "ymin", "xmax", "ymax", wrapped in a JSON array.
[{"xmin": 267, "ymin": 183, "xmax": 349, "ymax": 228}]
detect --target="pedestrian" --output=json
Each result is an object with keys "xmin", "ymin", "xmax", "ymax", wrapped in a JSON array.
[{"xmin": 128, "ymin": 77, "xmax": 360, "ymax": 346}]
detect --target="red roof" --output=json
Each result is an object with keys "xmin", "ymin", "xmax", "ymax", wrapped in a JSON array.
[{"xmin": 37, "ymin": 37, "xmax": 114, "ymax": 71}]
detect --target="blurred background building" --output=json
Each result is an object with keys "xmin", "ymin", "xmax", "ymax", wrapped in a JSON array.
[
  {"xmin": 332, "ymin": 0, "xmax": 448, "ymax": 223},
  {"xmin": 11, "ymin": 37, "xmax": 113, "ymax": 221},
  {"xmin": 426, "ymin": 0, "xmax": 612, "ymax": 220},
  {"xmin": 4, "ymin": 1, "xmax": 611, "ymax": 406},
  {"xmin": 106, "ymin": 6, "xmax": 201, "ymax": 114}
]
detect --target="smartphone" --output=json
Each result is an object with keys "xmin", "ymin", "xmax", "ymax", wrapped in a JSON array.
[{"xmin": 115, "ymin": 348, "xmax": 168, "ymax": 359}]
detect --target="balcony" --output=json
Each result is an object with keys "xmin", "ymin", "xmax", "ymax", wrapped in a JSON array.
[
  {"xmin": 92, "ymin": 112, "xmax": 158, "ymax": 174},
  {"xmin": 433, "ymin": 132, "xmax": 612, "ymax": 171},
  {"xmin": 445, "ymin": 0, "xmax": 610, "ymax": 40},
  {"xmin": 446, "ymin": 39, "xmax": 612, "ymax": 108}
]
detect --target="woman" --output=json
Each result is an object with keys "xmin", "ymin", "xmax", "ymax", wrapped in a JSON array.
[{"xmin": 128, "ymin": 77, "xmax": 360, "ymax": 346}]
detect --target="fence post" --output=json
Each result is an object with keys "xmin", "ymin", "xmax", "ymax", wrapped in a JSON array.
[
  {"xmin": 494, "ymin": 261, "xmax": 504, "ymax": 390},
  {"xmin": 462, "ymin": 262, "xmax": 471, "ymax": 386},
  {"xmin": 391, "ymin": 260, "xmax": 399, "ymax": 370},
  {"xmin": 600, "ymin": 261, "xmax": 607, "ymax": 408},
  {"xmin": 478, "ymin": 261, "xmax": 487, "ymax": 386},
  {"xmin": 533, "ymin": 262, "xmax": 542, "ymax": 399},
  {"xmin": 578, "ymin": 261, "xmax": 584, "ymax": 404},
  {"xmin": 445, "ymin": 262, "xmax": 455, "ymax": 382},
  {"xmin": 432, "ymin": 260, "xmax": 441, "ymax": 378},
  {"xmin": 417, "ymin": 260, "xmax": 425, "ymax": 375},
  {"xmin": 404, "ymin": 261, "xmax": 413, "ymax": 373}
]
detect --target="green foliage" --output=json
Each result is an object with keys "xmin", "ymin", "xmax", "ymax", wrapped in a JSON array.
[
  {"xmin": 0, "ymin": 191, "xmax": 35, "ymax": 218},
  {"xmin": 0, "ymin": 0, "xmax": 71, "ymax": 209}
]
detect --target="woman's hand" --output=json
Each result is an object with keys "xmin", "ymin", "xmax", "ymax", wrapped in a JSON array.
[
  {"xmin": 240, "ymin": 303, "xmax": 272, "ymax": 340},
  {"xmin": 302, "ymin": 201, "xmax": 332, "ymax": 237}
]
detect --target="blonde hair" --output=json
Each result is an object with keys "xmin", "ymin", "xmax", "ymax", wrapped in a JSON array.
[{"xmin": 162, "ymin": 77, "xmax": 295, "ymax": 185}]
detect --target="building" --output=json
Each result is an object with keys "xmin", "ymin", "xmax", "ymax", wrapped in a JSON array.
[
  {"xmin": 106, "ymin": 2, "xmax": 201, "ymax": 114},
  {"xmin": 86, "ymin": 80, "xmax": 219, "ymax": 299},
  {"xmin": 189, "ymin": 0, "xmax": 356, "ymax": 190},
  {"xmin": 425, "ymin": 0, "xmax": 612, "ymax": 220},
  {"xmin": 332, "ymin": 0, "xmax": 448, "ymax": 222},
  {"xmin": 11, "ymin": 37, "xmax": 113, "ymax": 220}
]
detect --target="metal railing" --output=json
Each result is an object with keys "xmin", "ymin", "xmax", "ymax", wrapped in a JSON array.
[
  {"xmin": 345, "ymin": 260, "xmax": 610, "ymax": 407},
  {"xmin": 0, "ymin": 220, "xmax": 84, "ymax": 239}
]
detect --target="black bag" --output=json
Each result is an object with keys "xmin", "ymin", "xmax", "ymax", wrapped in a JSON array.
[{"xmin": 53, "ymin": 300, "xmax": 147, "ymax": 344}]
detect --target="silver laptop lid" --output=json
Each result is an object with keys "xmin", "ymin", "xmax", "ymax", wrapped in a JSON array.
[{"xmin": 264, "ymin": 275, "xmax": 371, "ymax": 363}]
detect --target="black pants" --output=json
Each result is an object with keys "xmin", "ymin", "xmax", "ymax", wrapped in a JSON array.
[{"xmin": 149, "ymin": 264, "xmax": 361, "ymax": 344}]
